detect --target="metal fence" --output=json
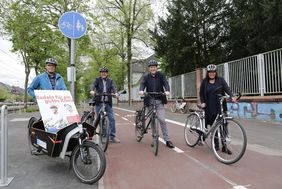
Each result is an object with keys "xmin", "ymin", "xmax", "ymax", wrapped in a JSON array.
[{"xmin": 169, "ymin": 48, "xmax": 282, "ymax": 98}]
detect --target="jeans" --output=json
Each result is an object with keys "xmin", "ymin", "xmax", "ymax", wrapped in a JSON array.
[
  {"xmin": 95, "ymin": 103, "xmax": 116, "ymax": 138},
  {"xmin": 148, "ymin": 99, "xmax": 170, "ymax": 141}
]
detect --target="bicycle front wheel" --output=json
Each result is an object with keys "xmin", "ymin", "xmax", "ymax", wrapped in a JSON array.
[
  {"xmin": 135, "ymin": 110, "xmax": 144, "ymax": 142},
  {"xmin": 27, "ymin": 117, "xmax": 39, "ymax": 154},
  {"xmin": 211, "ymin": 119, "xmax": 247, "ymax": 164},
  {"xmin": 70, "ymin": 140, "xmax": 106, "ymax": 184},
  {"xmin": 98, "ymin": 116, "xmax": 110, "ymax": 152},
  {"xmin": 151, "ymin": 117, "xmax": 159, "ymax": 156},
  {"xmin": 184, "ymin": 113, "xmax": 201, "ymax": 147}
]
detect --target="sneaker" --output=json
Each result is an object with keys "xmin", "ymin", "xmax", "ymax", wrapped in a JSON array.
[
  {"xmin": 110, "ymin": 137, "xmax": 120, "ymax": 143},
  {"xmin": 166, "ymin": 141, "xmax": 175, "ymax": 148},
  {"xmin": 222, "ymin": 146, "xmax": 232, "ymax": 154}
]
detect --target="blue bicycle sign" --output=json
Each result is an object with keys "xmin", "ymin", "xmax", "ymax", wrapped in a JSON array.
[{"xmin": 58, "ymin": 11, "xmax": 87, "ymax": 39}]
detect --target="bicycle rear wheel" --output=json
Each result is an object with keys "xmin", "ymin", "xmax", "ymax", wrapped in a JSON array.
[
  {"xmin": 70, "ymin": 140, "xmax": 106, "ymax": 184},
  {"xmin": 98, "ymin": 116, "xmax": 110, "ymax": 152},
  {"xmin": 170, "ymin": 103, "xmax": 177, "ymax": 113},
  {"xmin": 151, "ymin": 117, "xmax": 159, "ymax": 156},
  {"xmin": 184, "ymin": 113, "xmax": 201, "ymax": 147},
  {"xmin": 135, "ymin": 110, "xmax": 144, "ymax": 142},
  {"xmin": 211, "ymin": 119, "xmax": 247, "ymax": 164}
]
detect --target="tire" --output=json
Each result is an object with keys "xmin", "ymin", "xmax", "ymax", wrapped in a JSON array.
[
  {"xmin": 211, "ymin": 119, "xmax": 247, "ymax": 164},
  {"xmin": 135, "ymin": 110, "xmax": 144, "ymax": 142},
  {"xmin": 98, "ymin": 116, "xmax": 110, "ymax": 152},
  {"xmin": 184, "ymin": 113, "xmax": 201, "ymax": 147},
  {"xmin": 170, "ymin": 103, "xmax": 177, "ymax": 113},
  {"xmin": 70, "ymin": 140, "xmax": 106, "ymax": 184},
  {"xmin": 151, "ymin": 117, "xmax": 159, "ymax": 156},
  {"xmin": 27, "ymin": 117, "xmax": 39, "ymax": 154}
]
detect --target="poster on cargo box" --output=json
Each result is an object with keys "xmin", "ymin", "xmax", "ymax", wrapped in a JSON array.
[{"xmin": 34, "ymin": 90, "xmax": 80, "ymax": 133}]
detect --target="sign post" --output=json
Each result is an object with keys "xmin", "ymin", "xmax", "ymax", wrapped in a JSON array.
[{"xmin": 58, "ymin": 11, "xmax": 87, "ymax": 100}]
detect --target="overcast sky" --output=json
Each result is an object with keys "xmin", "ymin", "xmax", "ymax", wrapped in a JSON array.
[
  {"xmin": 0, "ymin": 38, "xmax": 36, "ymax": 88},
  {"xmin": 0, "ymin": 0, "xmax": 168, "ymax": 89}
]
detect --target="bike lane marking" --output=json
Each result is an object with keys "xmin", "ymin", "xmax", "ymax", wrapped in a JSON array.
[
  {"xmin": 114, "ymin": 108, "xmax": 184, "ymax": 153},
  {"xmin": 114, "ymin": 107, "xmax": 249, "ymax": 189}
]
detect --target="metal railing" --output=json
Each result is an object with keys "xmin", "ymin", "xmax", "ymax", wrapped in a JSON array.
[
  {"xmin": 0, "ymin": 105, "xmax": 14, "ymax": 187},
  {"xmin": 169, "ymin": 48, "xmax": 282, "ymax": 98}
]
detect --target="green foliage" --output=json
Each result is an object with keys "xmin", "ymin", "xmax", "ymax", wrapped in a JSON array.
[
  {"xmin": 0, "ymin": 89, "xmax": 9, "ymax": 102},
  {"xmin": 25, "ymin": 105, "xmax": 39, "ymax": 112},
  {"xmin": 152, "ymin": 0, "xmax": 282, "ymax": 76}
]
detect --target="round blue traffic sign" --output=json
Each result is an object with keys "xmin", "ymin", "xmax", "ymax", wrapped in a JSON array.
[{"xmin": 58, "ymin": 11, "xmax": 87, "ymax": 39}]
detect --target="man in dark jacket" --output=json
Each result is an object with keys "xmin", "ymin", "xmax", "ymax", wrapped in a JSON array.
[
  {"xmin": 90, "ymin": 67, "xmax": 120, "ymax": 143},
  {"xmin": 139, "ymin": 60, "xmax": 175, "ymax": 148}
]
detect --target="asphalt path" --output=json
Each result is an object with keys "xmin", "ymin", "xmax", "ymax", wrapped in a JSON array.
[
  {"xmin": 4, "ymin": 112, "xmax": 99, "ymax": 189},
  {"xmin": 3, "ymin": 106, "xmax": 282, "ymax": 189},
  {"xmin": 101, "ymin": 105, "xmax": 282, "ymax": 189}
]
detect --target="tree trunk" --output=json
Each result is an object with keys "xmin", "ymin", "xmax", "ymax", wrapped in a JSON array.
[{"xmin": 127, "ymin": 34, "xmax": 132, "ymax": 106}]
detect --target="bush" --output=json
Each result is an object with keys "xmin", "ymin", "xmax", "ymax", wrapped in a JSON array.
[{"xmin": 0, "ymin": 88, "xmax": 8, "ymax": 102}]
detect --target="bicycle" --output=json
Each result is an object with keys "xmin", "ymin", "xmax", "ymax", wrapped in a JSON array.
[
  {"xmin": 184, "ymin": 93, "xmax": 247, "ymax": 164},
  {"xmin": 170, "ymin": 96, "xmax": 188, "ymax": 114},
  {"xmin": 27, "ymin": 117, "xmax": 106, "ymax": 184},
  {"xmin": 135, "ymin": 92, "xmax": 165, "ymax": 156},
  {"xmin": 81, "ymin": 90, "xmax": 126, "ymax": 152}
]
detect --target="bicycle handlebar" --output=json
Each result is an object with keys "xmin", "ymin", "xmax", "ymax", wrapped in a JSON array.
[
  {"xmin": 218, "ymin": 92, "xmax": 241, "ymax": 101},
  {"xmin": 140, "ymin": 92, "xmax": 166, "ymax": 99}
]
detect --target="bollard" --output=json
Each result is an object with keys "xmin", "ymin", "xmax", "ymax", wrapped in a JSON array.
[{"xmin": 0, "ymin": 105, "xmax": 14, "ymax": 187}]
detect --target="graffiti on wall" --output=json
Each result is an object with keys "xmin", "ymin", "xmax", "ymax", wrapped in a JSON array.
[{"xmin": 227, "ymin": 102, "xmax": 282, "ymax": 122}]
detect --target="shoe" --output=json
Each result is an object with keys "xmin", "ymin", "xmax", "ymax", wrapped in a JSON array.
[
  {"xmin": 215, "ymin": 145, "xmax": 219, "ymax": 151},
  {"xmin": 110, "ymin": 137, "xmax": 120, "ymax": 143},
  {"xmin": 222, "ymin": 146, "xmax": 232, "ymax": 154},
  {"xmin": 166, "ymin": 141, "xmax": 175, "ymax": 148}
]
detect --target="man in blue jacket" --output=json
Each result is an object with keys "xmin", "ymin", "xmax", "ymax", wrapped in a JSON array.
[{"xmin": 28, "ymin": 58, "xmax": 67, "ymax": 98}]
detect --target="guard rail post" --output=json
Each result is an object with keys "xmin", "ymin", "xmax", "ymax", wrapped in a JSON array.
[{"xmin": 0, "ymin": 105, "xmax": 14, "ymax": 187}]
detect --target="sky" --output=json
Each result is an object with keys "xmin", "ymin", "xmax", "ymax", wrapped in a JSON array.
[
  {"xmin": 0, "ymin": 38, "xmax": 36, "ymax": 88},
  {"xmin": 0, "ymin": 0, "xmax": 168, "ymax": 89}
]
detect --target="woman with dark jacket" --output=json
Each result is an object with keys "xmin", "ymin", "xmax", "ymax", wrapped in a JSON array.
[{"xmin": 199, "ymin": 64, "xmax": 237, "ymax": 153}]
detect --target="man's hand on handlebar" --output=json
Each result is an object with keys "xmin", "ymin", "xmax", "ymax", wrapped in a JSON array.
[
  {"xmin": 164, "ymin": 91, "xmax": 170, "ymax": 96},
  {"xmin": 139, "ymin": 91, "xmax": 144, "ymax": 97},
  {"xmin": 90, "ymin": 90, "xmax": 95, "ymax": 96}
]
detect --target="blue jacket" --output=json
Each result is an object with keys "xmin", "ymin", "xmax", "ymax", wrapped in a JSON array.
[{"xmin": 27, "ymin": 72, "xmax": 67, "ymax": 98}]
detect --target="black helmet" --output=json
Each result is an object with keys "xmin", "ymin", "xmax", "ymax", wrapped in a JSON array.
[
  {"xmin": 147, "ymin": 60, "xmax": 158, "ymax": 67},
  {"xmin": 99, "ymin": 67, "xmax": 108, "ymax": 72},
  {"xmin": 206, "ymin": 64, "xmax": 217, "ymax": 72},
  {"xmin": 45, "ymin": 58, "xmax": 57, "ymax": 66}
]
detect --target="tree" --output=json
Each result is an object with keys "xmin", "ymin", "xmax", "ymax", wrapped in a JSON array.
[
  {"xmin": 152, "ymin": 0, "xmax": 230, "ymax": 76},
  {"xmin": 0, "ymin": 0, "xmax": 94, "ymax": 105},
  {"xmin": 96, "ymin": 0, "xmax": 153, "ymax": 105}
]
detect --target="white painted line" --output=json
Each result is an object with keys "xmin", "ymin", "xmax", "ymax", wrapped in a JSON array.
[
  {"xmin": 159, "ymin": 138, "xmax": 184, "ymax": 153},
  {"xmin": 121, "ymin": 117, "xmax": 129, "ymax": 121},
  {"xmin": 114, "ymin": 107, "xmax": 135, "ymax": 113},
  {"xmin": 10, "ymin": 118, "xmax": 30, "ymax": 122},
  {"xmin": 115, "ymin": 106, "xmax": 250, "ymax": 187}
]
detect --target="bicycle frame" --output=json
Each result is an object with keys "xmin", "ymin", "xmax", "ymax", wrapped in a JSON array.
[{"xmin": 142, "ymin": 104, "xmax": 157, "ymax": 133}]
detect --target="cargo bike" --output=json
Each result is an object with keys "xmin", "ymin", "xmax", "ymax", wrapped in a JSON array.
[{"xmin": 27, "ymin": 90, "xmax": 106, "ymax": 184}]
